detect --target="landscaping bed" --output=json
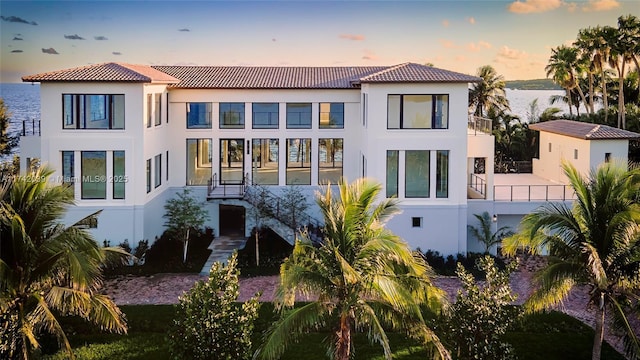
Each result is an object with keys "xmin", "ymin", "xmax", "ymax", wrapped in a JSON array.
[{"xmin": 42, "ymin": 304, "xmax": 624, "ymax": 360}]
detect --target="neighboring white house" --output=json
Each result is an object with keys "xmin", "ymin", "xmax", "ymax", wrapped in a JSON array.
[{"xmin": 19, "ymin": 62, "xmax": 640, "ymax": 256}]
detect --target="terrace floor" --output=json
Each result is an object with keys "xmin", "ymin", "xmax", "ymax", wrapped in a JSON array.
[{"xmin": 474, "ymin": 173, "xmax": 576, "ymax": 202}]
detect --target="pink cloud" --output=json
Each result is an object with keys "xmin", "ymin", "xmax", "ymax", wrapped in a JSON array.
[
  {"xmin": 467, "ymin": 17, "xmax": 476, "ymax": 24},
  {"xmin": 339, "ymin": 34, "xmax": 365, "ymax": 41},
  {"xmin": 442, "ymin": 19, "xmax": 450, "ymax": 27},
  {"xmin": 439, "ymin": 39, "xmax": 456, "ymax": 49},
  {"xmin": 507, "ymin": 0, "xmax": 562, "ymax": 13},
  {"xmin": 581, "ymin": 0, "xmax": 620, "ymax": 11},
  {"xmin": 497, "ymin": 45, "xmax": 528, "ymax": 60},
  {"xmin": 466, "ymin": 41, "xmax": 492, "ymax": 52},
  {"xmin": 362, "ymin": 49, "xmax": 378, "ymax": 61}
]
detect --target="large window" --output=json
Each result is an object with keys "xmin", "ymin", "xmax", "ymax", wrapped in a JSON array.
[
  {"xmin": 63, "ymin": 94, "xmax": 124, "ymax": 129},
  {"xmin": 252, "ymin": 139, "xmax": 279, "ymax": 185},
  {"xmin": 318, "ymin": 138, "xmax": 343, "ymax": 184},
  {"xmin": 113, "ymin": 151, "xmax": 125, "ymax": 199},
  {"xmin": 252, "ymin": 103, "xmax": 279, "ymax": 129},
  {"xmin": 405, "ymin": 150, "xmax": 430, "ymax": 198},
  {"xmin": 286, "ymin": 138, "xmax": 311, "ymax": 185},
  {"xmin": 286, "ymin": 103, "xmax": 312, "ymax": 129},
  {"xmin": 62, "ymin": 151, "xmax": 74, "ymax": 185},
  {"xmin": 220, "ymin": 103, "xmax": 245, "ymax": 129},
  {"xmin": 436, "ymin": 150, "xmax": 449, "ymax": 198},
  {"xmin": 386, "ymin": 150, "xmax": 398, "ymax": 198},
  {"xmin": 187, "ymin": 103, "xmax": 212, "ymax": 129},
  {"xmin": 154, "ymin": 93, "xmax": 162, "ymax": 126},
  {"xmin": 319, "ymin": 103, "xmax": 344, "ymax": 129},
  {"xmin": 186, "ymin": 139, "xmax": 212, "ymax": 185},
  {"xmin": 81, "ymin": 151, "xmax": 107, "ymax": 199},
  {"xmin": 387, "ymin": 95, "xmax": 448, "ymax": 129},
  {"xmin": 220, "ymin": 139, "xmax": 244, "ymax": 183},
  {"xmin": 154, "ymin": 153, "xmax": 162, "ymax": 188}
]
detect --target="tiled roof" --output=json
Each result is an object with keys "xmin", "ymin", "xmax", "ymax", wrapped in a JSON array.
[
  {"xmin": 22, "ymin": 63, "xmax": 179, "ymax": 83},
  {"xmin": 359, "ymin": 62, "xmax": 481, "ymax": 83},
  {"xmin": 529, "ymin": 120, "xmax": 640, "ymax": 140},
  {"xmin": 152, "ymin": 65, "xmax": 388, "ymax": 89},
  {"xmin": 23, "ymin": 62, "xmax": 479, "ymax": 88}
]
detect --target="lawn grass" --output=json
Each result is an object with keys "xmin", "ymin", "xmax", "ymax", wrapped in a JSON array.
[{"xmin": 43, "ymin": 304, "xmax": 625, "ymax": 360}]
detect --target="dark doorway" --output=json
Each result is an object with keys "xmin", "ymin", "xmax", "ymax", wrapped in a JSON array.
[{"xmin": 219, "ymin": 204, "xmax": 245, "ymax": 237}]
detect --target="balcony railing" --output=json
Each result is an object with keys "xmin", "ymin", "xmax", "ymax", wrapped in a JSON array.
[
  {"xmin": 207, "ymin": 173, "xmax": 248, "ymax": 199},
  {"xmin": 469, "ymin": 173, "xmax": 486, "ymax": 196},
  {"xmin": 22, "ymin": 119, "xmax": 40, "ymax": 136},
  {"xmin": 494, "ymin": 184, "xmax": 576, "ymax": 202},
  {"xmin": 468, "ymin": 115, "xmax": 492, "ymax": 135}
]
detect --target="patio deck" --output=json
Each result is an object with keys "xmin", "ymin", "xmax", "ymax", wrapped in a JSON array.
[{"xmin": 472, "ymin": 173, "xmax": 576, "ymax": 202}]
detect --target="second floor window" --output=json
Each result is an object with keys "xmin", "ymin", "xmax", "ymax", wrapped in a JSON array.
[
  {"xmin": 252, "ymin": 103, "xmax": 279, "ymax": 129},
  {"xmin": 387, "ymin": 94, "xmax": 449, "ymax": 129},
  {"xmin": 319, "ymin": 103, "xmax": 344, "ymax": 129},
  {"xmin": 286, "ymin": 103, "xmax": 312, "ymax": 129},
  {"xmin": 219, "ymin": 103, "xmax": 245, "ymax": 129},
  {"xmin": 63, "ymin": 94, "xmax": 125, "ymax": 129},
  {"xmin": 187, "ymin": 102, "xmax": 212, "ymax": 129}
]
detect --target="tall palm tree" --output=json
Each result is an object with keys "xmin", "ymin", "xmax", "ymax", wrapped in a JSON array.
[
  {"xmin": 468, "ymin": 65, "xmax": 511, "ymax": 117},
  {"xmin": 593, "ymin": 26, "xmax": 615, "ymax": 123},
  {"xmin": 575, "ymin": 27, "xmax": 599, "ymax": 114},
  {"xmin": 546, "ymin": 45, "xmax": 590, "ymax": 117},
  {"xmin": 0, "ymin": 166, "xmax": 128, "ymax": 359},
  {"xmin": 503, "ymin": 161, "xmax": 640, "ymax": 360},
  {"xmin": 609, "ymin": 15, "xmax": 639, "ymax": 129},
  {"xmin": 256, "ymin": 178, "xmax": 450, "ymax": 360}
]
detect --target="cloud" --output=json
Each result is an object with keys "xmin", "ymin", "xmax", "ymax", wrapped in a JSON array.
[
  {"xmin": 466, "ymin": 41, "xmax": 492, "ymax": 52},
  {"xmin": 1, "ymin": 15, "xmax": 38, "ymax": 25},
  {"xmin": 496, "ymin": 45, "xmax": 528, "ymax": 60},
  {"xmin": 582, "ymin": 0, "xmax": 620, "ymax": 11},
  {"xmin": 11, "ymin": 50, "xmax": 23, "ymax": 53},
  {"xmin": 178, "ymin": 28, "xmax": 190, "ymax": 32},
  {"xmin": 112, "ymin": 51, "xmax": 122, "ymax": 55},
  {"xmin": 339, "ymin": 34, "xmax": 365, "ymax": 41},
  {"xmin": 272, "ymin": 38, "xmax": 277, "ymax": 42},
  {"xmin": 42, "ymin": 48, "xmax": 59, "ymax": 55},
  {"xmin": 442, "ymin": 19, "xmax": 450, "ymax": 27},
  {"xmin": 94, "ymin": 35, "xmax": 108, "ymax": 40},
  {"xmin": 455, "ymin": 55, "xmax": 468, "ymax": 62},
  {"xmin": 439, "ymin": 39, "xmax": 456, "ymax": 49},
  {"xmin": 64, "ymin": 34, "xmax": 85, "ymax": 40},
  {"xmin": 507, "ymin": 0, "xmax": 562, "ymax": 13},
  {"xmin": 467, "ymin": 17, "xmax": 476, "ymax": 24},
  {"xmin": 13, "ymin": 37, "xmax": 23, "ymax": 41},
  {"xmin": 362, "ymin": 49, "xmax": 378, "ymax": 61}
]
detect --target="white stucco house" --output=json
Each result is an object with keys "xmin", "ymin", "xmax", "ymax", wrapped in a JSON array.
[{"xmin": 19, "ymin": 62, "xmax": 640, "ymax": 256}]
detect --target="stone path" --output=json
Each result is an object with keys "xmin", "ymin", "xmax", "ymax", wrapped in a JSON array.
[{"xmin": 199, "ymin": 236, "xmax": 247, "ymax": 275}]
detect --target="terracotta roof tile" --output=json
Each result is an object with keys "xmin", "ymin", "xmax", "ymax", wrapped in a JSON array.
[
  {"xmin": 529, "ymin": 120, "xmax": 640, "ymax": 140},
  {"xmin": 359, "ymin": 62, "xmax": 481, "ymax": 83},
  {"xmin": 22, "ymin": 63, "xmax": 179, "ymax": 83}
]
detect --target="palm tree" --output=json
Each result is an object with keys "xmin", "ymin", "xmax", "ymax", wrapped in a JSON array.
[
  {"xmin": 0, "ymin": 166, "xmax": 128, "ymax": 359},
  {"xmin": 467, "ymin": 211, "xmax": 512, "ymax": 254},
  {"xmin": 593, "ymin": 26, "xmax": 615, "ymax": 123},
  {"xmin": 255, "ymin": 178, "xmax": 450, "ymax": 360},
  {"xmin": 469, "ymin": 65, "xmax": 510, "ymax": 117},
  {"xmin": 546, "ymin": 45, "xmax": 590, "ymax": 117},
  {"xmin": 575, "ymin": 27, "xmax": 599, "ymax": 114},
  {"xmin": 608, "ymin": 15, "xmax": 640, "ymax": 129},
  {"xmin": 503, "ymin": 161, "xmax": 640, "ymax": 360}
]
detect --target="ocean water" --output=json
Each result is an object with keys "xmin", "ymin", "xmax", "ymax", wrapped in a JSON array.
[{"xmin": 0, "ymin": 83, "xmax": 584, "ymax": 159}]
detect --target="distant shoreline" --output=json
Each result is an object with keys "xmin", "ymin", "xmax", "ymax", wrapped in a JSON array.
[{"xmin": 505, "ymin": 79, "xmax": 562, "ymax": 91}]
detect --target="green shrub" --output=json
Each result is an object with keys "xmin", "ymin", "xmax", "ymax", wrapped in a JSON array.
[
  {"xmin": 441, "ymin": 255, "xmax": 521, "ymax": 360},
  {"xmin": 168, "ymin": 253, "xmax": 260, "ymax": 360}
]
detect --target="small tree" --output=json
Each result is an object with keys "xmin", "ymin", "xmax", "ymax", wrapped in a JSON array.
[
  {"xmin": 0, "ymin": 98, "xmax": 18, "ymax": 157},
  {"xmin": 163, "ymin": 188, "xmax": 209, "ymax": 263},
  {"xmin": 467, "ymin": 211, "xmax": 512, "ymax": 254},
  {"xmin": 168, "ymin": 253, "xmax": 260, "ymax": 360},
  {"xmin": 442, "ymin": 256, "xmax": 520, "ymax": 360},
  {"xmin": 245, "ymin": 185, "xmax": 273, "ymax": 266},
  {"xmin": 279, "ymin": 185, "xmax": 308, "ymax": 238}
]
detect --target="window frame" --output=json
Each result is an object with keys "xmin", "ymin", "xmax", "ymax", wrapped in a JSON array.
[
  {"xmin": 219, "ymin": 102, "xmax": 245, "ymax": 129},
  {"xmin": 286, "ymin": 103, "xmax": 312, "ymax": 129},
  {"xmin": 436, "ymin": 150, "xmax": 449, "ymax": 198},
  {"xmin": 404, "ymin": 150, "xmax": 430, "ymax": 198},
  {"xmin": 319, "ymin": 102, "xmax": 344, "ymax": 129},
  {"xmin": 186, "ymin": 138, "xmax": 212, "ymax": 186},
  {"xmin": 252, "ymin": 103, "xmax": 279, "ymax": 129},
  {"xmin": 81, "ymin": 151, "xmax": 107, "ymax": 200},
  {"xmin": 62, "ymin": 151, "xmax": 74, "ymax": 185},
  {"xmin": 318, "ymin": 138, "xmax": 343, "ymax": 185},
  {"xmin": 386, "ymin": 150, "xmax": 399, "ymax": 198},
  {"xmin": 154, "ymin": 93, "xmax": 162, "ymax": 126},
  {"xmin": 286, "ymin": 138, "xmax": 312, "ymax": 185},
  {"xmin": 62, "ymin": 94, "xmax": 125, "ymax": 130},
  {"xmin": 154, "ymin": 153, "xmax": 162, "ymax": 188},
  {"xmin": 146, "ymin": 158, "xmax": 151, "ymax": 193},
  {"xmin": 186, "ymin": 102, "xmax": 212, "ymax": 129},
  {"xmin": 113, "ymin": 151, "xmax": 125, "ymax": 199},
  {"xmin": 252, "ymin": 138, "xmax": 279, "ymax": 185},
  {"xmin": 387, "ymin": 94, "xmax": 449, "ymax": 130}
]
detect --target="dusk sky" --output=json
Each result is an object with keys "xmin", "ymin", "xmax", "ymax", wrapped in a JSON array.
[{"xmin": 1, "ymin": 0, "xmax": 637, "ymax": 83}]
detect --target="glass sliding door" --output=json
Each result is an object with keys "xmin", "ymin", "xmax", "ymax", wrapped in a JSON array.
[
  {"xmin": 286, "ymin": 138, "xmax": 311, "ymax": 185},
  {"xmin": 220, "ymin": 139, "xmax": 244, "ymax": 184},
  {"xmin": 318, "ymin": 138, "xmax": 343, "ymax": 185},
  {"xmin": 252, "ymin": 139, "xmax": 279, "ymax": 185},
  {"xmin": 186, "ymin": 139, "xmax": 212, "ymax": 185}
]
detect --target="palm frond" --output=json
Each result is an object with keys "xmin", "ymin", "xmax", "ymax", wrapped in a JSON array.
[{"xmin": 608, "ymin": 295, "xmax": 640, "ymax": 359}]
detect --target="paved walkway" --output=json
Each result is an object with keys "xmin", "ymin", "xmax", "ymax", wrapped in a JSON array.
[{"xmin": 199, "ymin": 235, "xmax": 247, "ymax": 275}]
